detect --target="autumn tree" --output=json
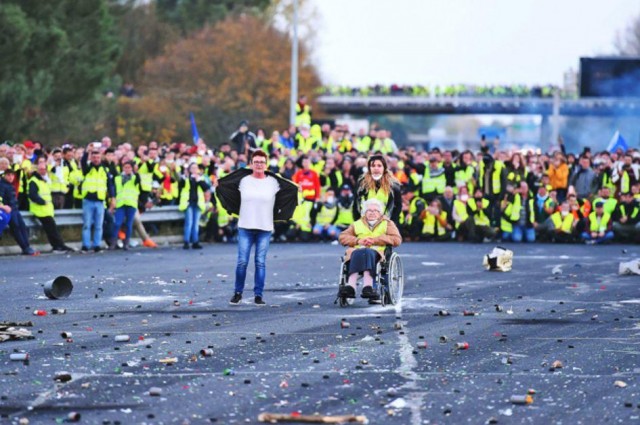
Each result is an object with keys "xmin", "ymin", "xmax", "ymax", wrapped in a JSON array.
[{"xmin": 122, "ymin": 14, "xmax": 321, "ymax": 145}]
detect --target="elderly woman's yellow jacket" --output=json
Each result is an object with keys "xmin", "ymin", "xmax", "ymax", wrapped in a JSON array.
[{"xmin": 338, "ymin": 216, "xmax": 401, "ymax": 261}]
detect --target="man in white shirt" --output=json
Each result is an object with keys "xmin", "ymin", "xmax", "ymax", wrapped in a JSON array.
[{"xmin": 230, "ymin": 150, "xmax": 280, "ymax": 305}]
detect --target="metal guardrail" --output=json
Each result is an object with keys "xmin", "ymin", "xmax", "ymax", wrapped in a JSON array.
[{"xmin": 21, "ymin": 205, "xmax": 184, "ymax": 228}]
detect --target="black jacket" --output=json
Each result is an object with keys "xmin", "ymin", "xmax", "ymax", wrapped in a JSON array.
[
  {"xmin": 0, "ymin": 179, "xmax": 18, "ymax": 209},
  {"xmin": 216, "ymin": 168, "xmax": 298, "ymax": 222}
]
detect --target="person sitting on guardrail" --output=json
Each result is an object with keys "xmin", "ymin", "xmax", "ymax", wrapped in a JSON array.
[
  {"xmin": 0, "ymin": 169, "xmax": 38, "ymax": 255},
  {"xmin": 0, "ymin": 188, "xmax": 11, "ymax": 236},
  {"xmin": 338, "ymin": 198, "xmax": 402, "ymax": 301}
]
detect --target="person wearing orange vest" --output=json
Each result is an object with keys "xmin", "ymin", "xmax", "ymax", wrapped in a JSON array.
[
  {"xmin": 338, "ymin": 199, "xmax": 401, "ymax": 302},
  {"xmin": 292, "ymin": 156, "xmax": 321, "ymax": 202}
]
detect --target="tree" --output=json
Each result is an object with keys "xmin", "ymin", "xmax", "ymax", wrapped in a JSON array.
[
  {"xmin": 120, "ymin": 14, "xmax": 321, "ymax": 145},
  {"xmin": 110, "ymin": 1, "xmax": 178, "ymax": 85},
  {"xmin": 156, "ymin": 0, "xmax": 271, "ymax": 35},
  {"xmin": 615, "ymin": 11, "xmax": 640, "ymax": 56},
  {"xmin": 0, "ymin": 0, "xmax": 119, "ymax": 143}
]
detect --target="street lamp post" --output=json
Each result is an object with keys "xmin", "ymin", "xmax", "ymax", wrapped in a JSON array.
[{"xmin": 289, "ymin": 0, "xmax": 298, "ymax": 127}]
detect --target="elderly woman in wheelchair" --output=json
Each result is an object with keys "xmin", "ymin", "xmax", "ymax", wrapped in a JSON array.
[{"xmin": 337, "ymin": 198, "xmax": 402, "ymax": 304}]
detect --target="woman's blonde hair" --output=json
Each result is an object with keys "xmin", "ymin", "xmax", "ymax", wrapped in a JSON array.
[{"xmin": 361, "ymin": 155, "xmax": 398, "ymax": 195}]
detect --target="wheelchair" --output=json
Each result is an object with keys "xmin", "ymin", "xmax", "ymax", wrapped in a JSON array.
[{"xmin": 335, "ymin": 246, "xmax": 404, "ymax": 307}]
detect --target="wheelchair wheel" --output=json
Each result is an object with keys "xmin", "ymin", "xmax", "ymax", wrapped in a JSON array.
[
  {"xmin": 337, "ymin": 260, "xmax": 354, "ymax": 307},
  {"xmin": 379, "ymin": 283, "xmax": 387, "ymax": 307},
  {"xmin": 387, "ymin": 253, "xmax": 404, "ymax": 305}
]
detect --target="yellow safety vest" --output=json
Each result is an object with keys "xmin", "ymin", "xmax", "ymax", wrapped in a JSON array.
[
  {"xmin": 454, "ymin": 165, "xmax": 475, "ymax": 194},
  {"xmin": 362, "ymin": 188, "xmax": 389, "ymax": 214},
  {"xmin": 338, "ymin": 138, "xmax": 352, "ymax": 153},
  {"xmin": 588, "ymin": 212, "xmax": 611, "ymax": 233},
  {"xmin": 315, "ymin": 205, "xmax": 337, "ymax": 225},
  {"xmin": 356, "ymin": 136, "xmax": 372, "ymax": 153},
  {"xmin": 216, "ymin": 197, "xmax": 230, "ymax": 227},
  {"xmin": 620, "ymin": 171, "xmax": 630, "ymax": 194},
  {"xmin": 593, "ymin": 197, "xmax": 617, "ymax": 216},
  {"xmin": 405, "ymin": 196, "xmax": 426, "ymax": 225},
  {"xmin": 179, "ymin": 179, "xmax": 206, "ymax": 212},
  {"xmin": 81, "ymin": 166, "xmax": 108, "ymax": 201},
  {"xmin": 422, "ymin": 211, "xmax": 448, "ymax": 235},
  {"xmin": 421, "ymin": 168, "xmax": 446, "ymax": 196},
  {"xmin": 319, "ymin": 137, "xmax": 334, "ymax": 154},
  {"xmin": 335, "ymin": 204, "xmax": 354, "ymax": 226},
  {"xmin": 114, "ymin": 174, "xmax": 140, "ymax": 208},
  {"xmin": 618, "ymin": 204, "xmax": 639, "ymax": 221},
  {"xmin": 479, "ymin": 161, "xmax": 505, "ymax": 195},
  {"xmin": 453, "ymin": 199, "xmax": 468, "ymax": 228},
  {"xmin": 28, "ymin": 176, "xmax": 54, "ymax": 218},
  {"xmin": 295, "ymin": 103, "xmax": 311, "ymax": 127},
  {"xmin": 292, "ymin": 200, "xmax": 314, "ymax": 232},
  {"xmin": 353, "ymin": 219, "xmax": 388, "ymax": 256},
  {"xmin": 550, "ymin": 212, "xmax": 574, "ymax": 233},
  {"xmin": 372, "ymin": 138, "xmax": 394, "ymax": 154},
  {"xmin": 48, "ymin": 164, "xmax": 69, "ymax": 194},
  {"xmin": 138, "ymin": 162, "xmax": 160, "ymax": 192},
  {"xmin": 467, "ymin": 198, "xmax": 490, "ymax": 226},
  {"xmin": 500, "ymin": 194, "xmax": 522, "ymax": 233}
]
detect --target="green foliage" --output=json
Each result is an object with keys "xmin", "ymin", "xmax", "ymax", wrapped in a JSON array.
[
  {"xmin": 156, "ymin": 0, "xmax": 271, "ymax": 34},
  {"xmin": 0, "ymin": 0, "xmax": 119, "ymax": 143},
  {"xmin": 0, "ymin": 0, "xmax": 323, "ymax": 147},
  {"xmin": 110, "ymin": 1, "xmax": 178, "ymax": 84}
]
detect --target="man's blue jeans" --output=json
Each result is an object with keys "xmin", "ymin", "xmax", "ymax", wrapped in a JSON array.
[
  {"xmin": 234, "ymin": 228, "xmax": 272, "ymax": 297},
  {"xmin": 183, "ymin": 204, "xmax": 202, "ymax": 243},
  {"xmin": 502, "ymin": 225, "xmax": 536, "ymax": 243},
  {"xmin": 82, "ymin": 199, "xmax": 105, "ymax": 248}
]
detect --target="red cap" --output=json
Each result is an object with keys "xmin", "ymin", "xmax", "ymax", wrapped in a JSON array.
[{"xmin": 24, "ymin": 140, "xmax": 35, "ymax": 149}]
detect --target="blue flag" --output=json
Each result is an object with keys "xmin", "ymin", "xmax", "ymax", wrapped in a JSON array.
[
  {"xmin": 190, "ymin": 112, "xmax": 200, "ymax": 144},
  {"xmin": 607, "ymin": 130, "xmax": 628, "ymax": 153}
]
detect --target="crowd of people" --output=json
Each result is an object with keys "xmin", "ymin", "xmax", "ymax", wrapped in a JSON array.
[
  {"xmin": 317, "ymin": 83, "xmax": 572, "ymax": 98},
  {"xmin": 0, "ymin": 102, "xmax": 638, "ymax": 254}
]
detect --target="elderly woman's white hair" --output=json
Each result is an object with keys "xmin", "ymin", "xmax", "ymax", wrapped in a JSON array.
[{"xmin": 362, "ymin": 198, "xmax": 384, "ymax": 214}]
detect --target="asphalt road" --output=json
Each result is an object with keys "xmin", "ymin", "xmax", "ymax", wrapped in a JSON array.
[{"xmin": 0, "ymin": 242, "xmax": 639, "ymax": 425}]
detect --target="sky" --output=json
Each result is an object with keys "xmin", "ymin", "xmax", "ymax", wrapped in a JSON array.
[{"xmin": 311, "ymin": 0, "xmax": 640, "ymax": 87}]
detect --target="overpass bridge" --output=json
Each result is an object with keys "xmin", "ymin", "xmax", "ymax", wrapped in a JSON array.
[{"xmin": 317, "ymin": 95, "xmax": 640, "ymax": 117}]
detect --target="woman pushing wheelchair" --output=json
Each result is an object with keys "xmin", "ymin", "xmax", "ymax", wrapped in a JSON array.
[{"xmin": 338, "ymin": 198, "xmax": 402, "ymax": 302}]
